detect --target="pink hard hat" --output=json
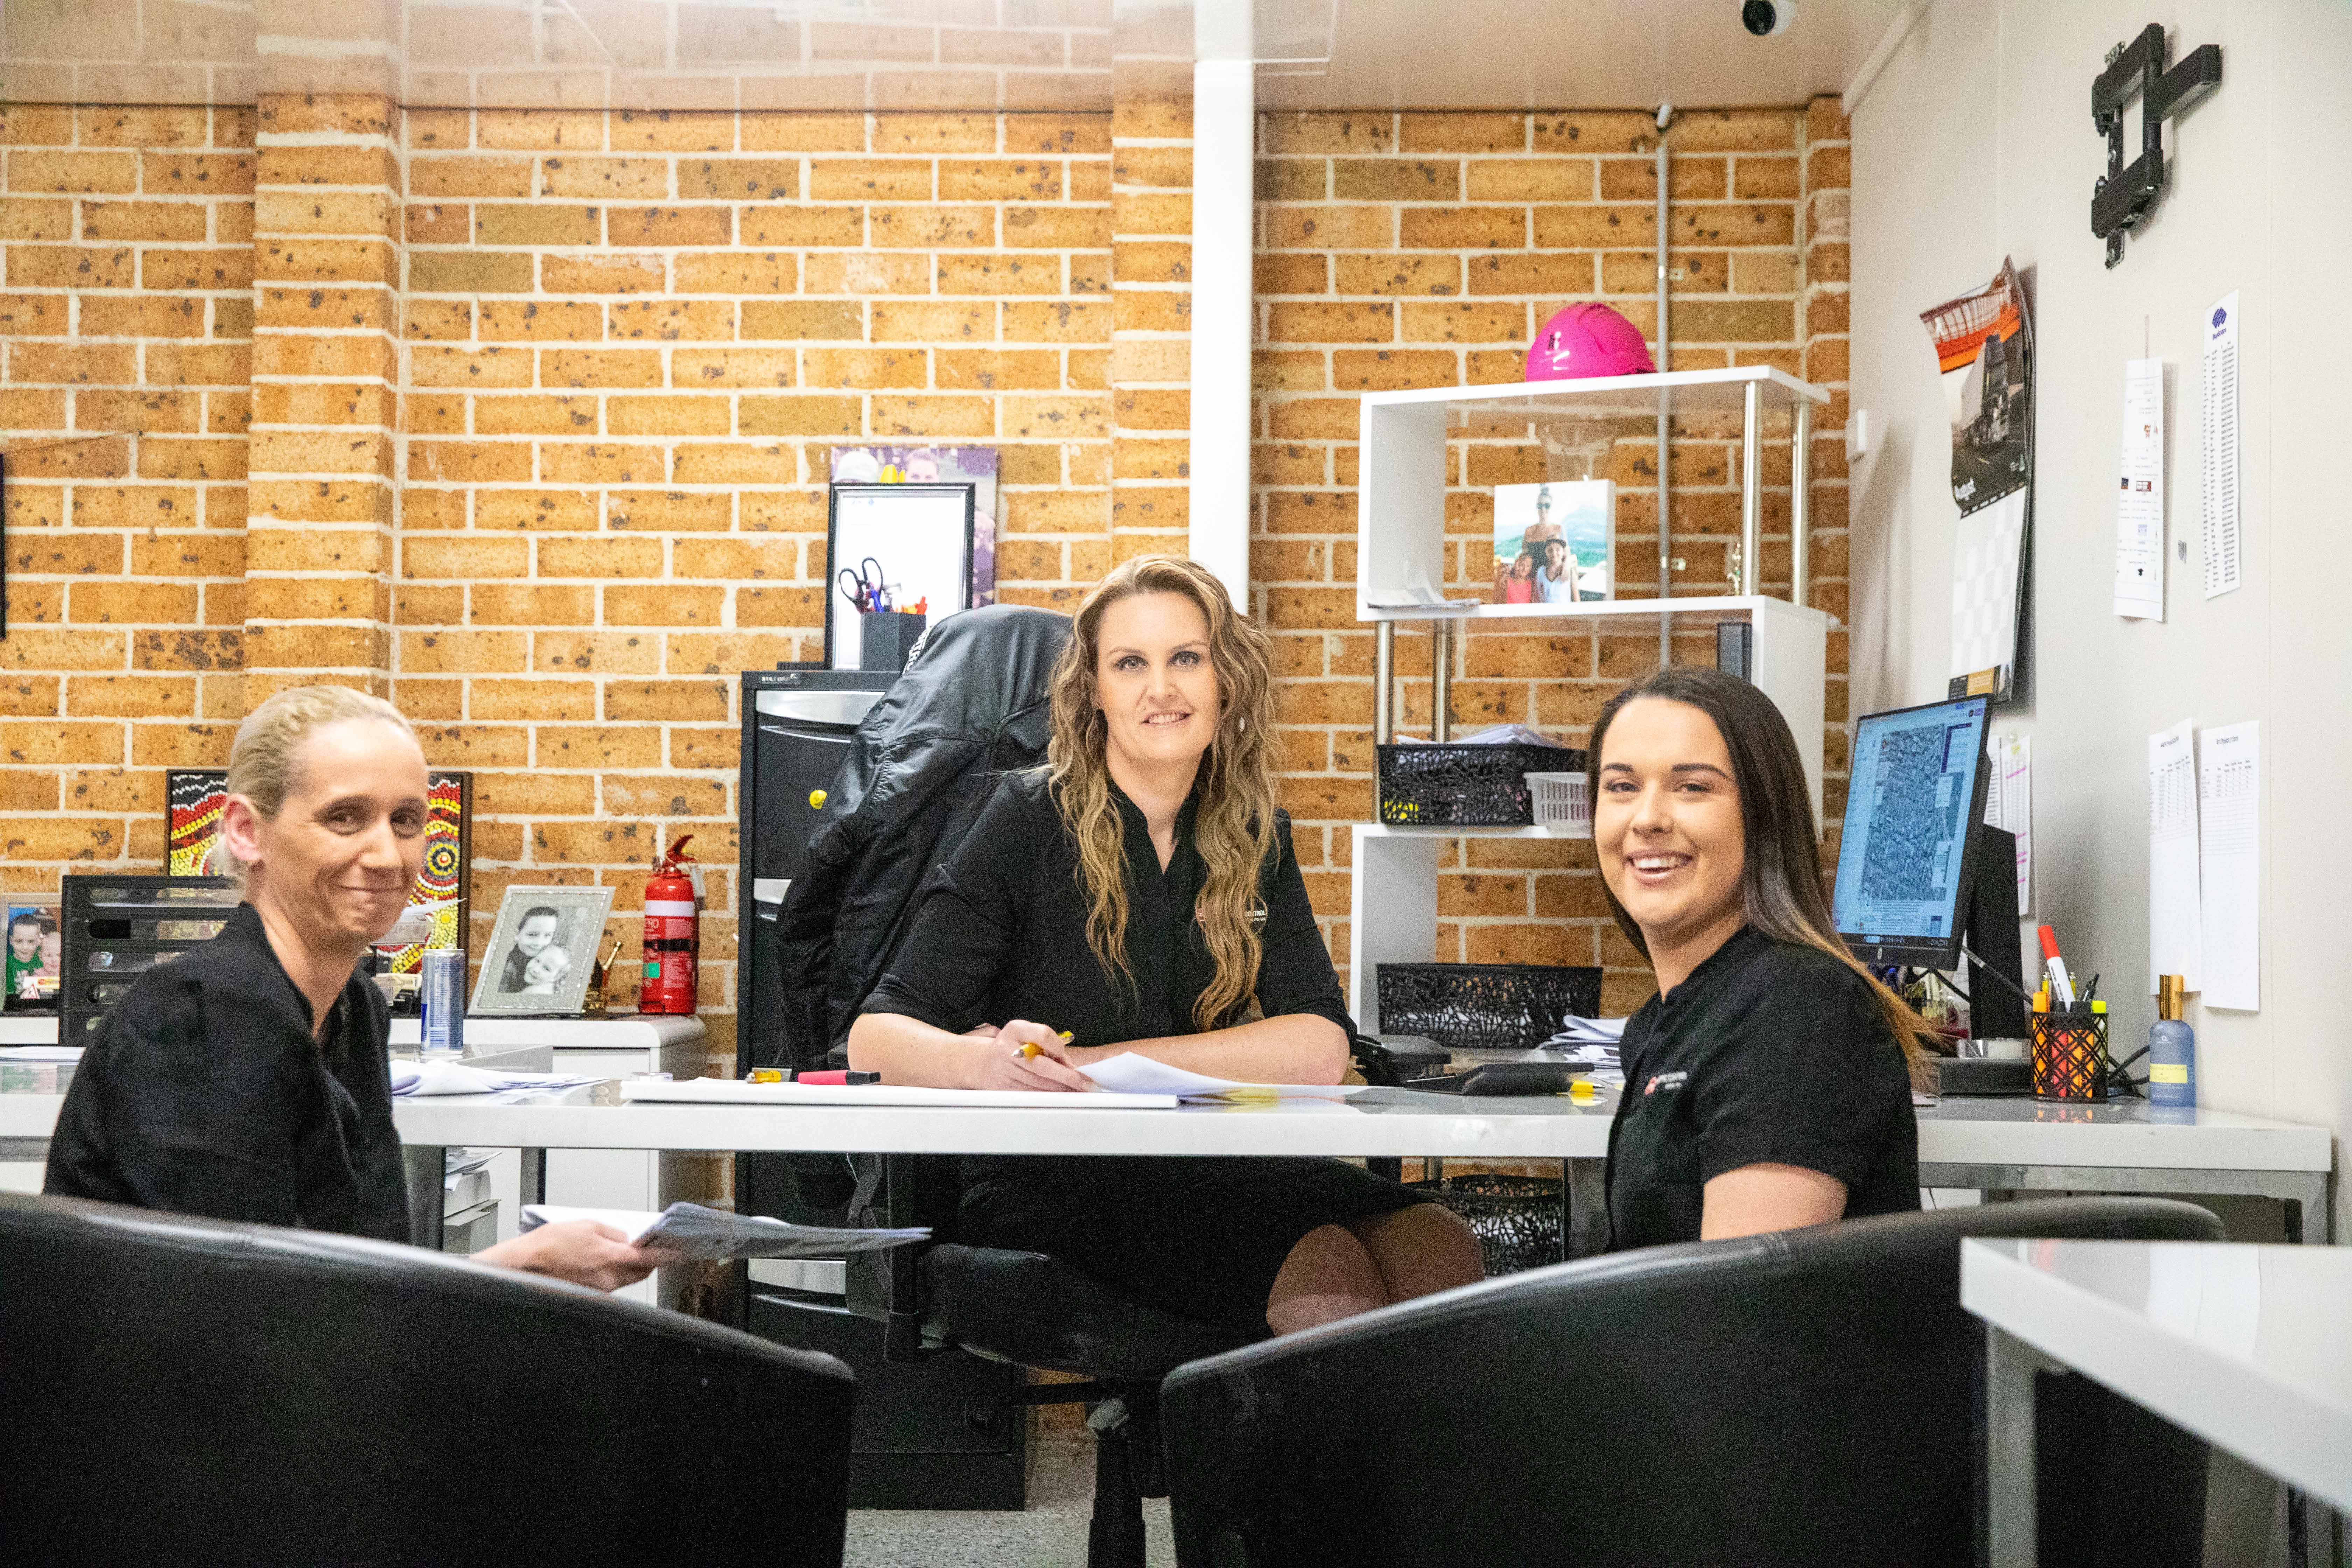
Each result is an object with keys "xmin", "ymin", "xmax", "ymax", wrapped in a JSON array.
[{"xmin": 1526, "ymin": 303, "xmax": 1656, "ymax": 380}]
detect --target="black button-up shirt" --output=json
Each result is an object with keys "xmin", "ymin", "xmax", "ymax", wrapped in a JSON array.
[
  {"xmin": 863, "ymin": 769, "xmax": 1354, "ymax": 1046},
  {"xmin": 46, "ymin": 901, "xmax": 411, "ymax": 1243},
  {"xmin": 1604, "ymin": 924, "xmax": 1918, "ymax": 1252}
]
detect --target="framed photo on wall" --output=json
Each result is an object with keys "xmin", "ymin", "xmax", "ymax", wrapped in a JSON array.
[
  {"xmin": 469, "ymin": 884, "xmax": 615, "ymax": 1017},
  {"xmin": 824, "ymin": 482, "xmax": 976, "ymax": 672}
]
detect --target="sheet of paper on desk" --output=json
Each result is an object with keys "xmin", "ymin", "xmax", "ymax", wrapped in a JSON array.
[
  {"xmin": 521, "ymin": 1201, "xmax": 929, "ymax": 1263},
  {"xmin": 2148, "ymin": 720, "xmax": 2203, "ymax": 990},
  {"xmin": 1078, "ymin": 1052, "xmax": 1367, "ymax": 1100},
  {"xmin": 2196, "ymin": 721, "xmax": 2259, "ymax": 1010}
]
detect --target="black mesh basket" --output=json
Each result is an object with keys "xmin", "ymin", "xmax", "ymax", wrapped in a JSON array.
[
  {"xmin": 1376, "ymin": 743, "xmax": 1584, "ymax": 827},
  {"xmin": 1406, "ymin": 1174, "xmax": 1563, "ymax": 1275},
  {"xmin": 1376, "ymin": 962, "xmax": 1603, "ymax": 1052}
]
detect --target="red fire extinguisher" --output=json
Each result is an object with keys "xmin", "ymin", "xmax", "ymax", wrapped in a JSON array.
[{"xmin": 640, "ymin": 834, "xmax": 699, "ymax": 1015}]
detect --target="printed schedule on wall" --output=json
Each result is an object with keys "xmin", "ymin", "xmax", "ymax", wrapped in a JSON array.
[{"xmin": 2199, "ymin": 293, "xmax": 2242, "ymax": 598}]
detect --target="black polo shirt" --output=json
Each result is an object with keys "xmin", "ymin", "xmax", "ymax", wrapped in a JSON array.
[
  {"xmin": 46, "ymin": 901, "xmax": 411, "ymax": 1243},
  {"xmin": 862, "ymin": 768, "xmax": 1354, "ymax": 1045},
  {"xmin": 1604, "ymin": 924, "xmax": 1918, "ymax": 1252}
]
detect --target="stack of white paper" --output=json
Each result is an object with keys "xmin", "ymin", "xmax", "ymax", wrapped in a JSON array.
[
  {"xmin": 0, "ymin": 1046, "xmax": 83, "ymax": 1063},
  {"xmin": 520, "ymin": 1200, "xmax": 929, "ymax": 1263},
  {"xmin": 392, "ymin": 1060, "xmax": 603, "ymax": 1097},
  {"xmin": 1078, "ymin": 1052, "xmax": 1366, "ymax": 1101}
]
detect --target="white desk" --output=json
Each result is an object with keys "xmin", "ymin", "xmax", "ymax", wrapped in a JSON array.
[
  {"xmin": 6, "ymin": 1080, "xmax": 2329, "ymax": 1233},
  {"xmin": 1966, "ymin": 1238, "xmax": 2352, "ymax": 1568},
  {"xmin": 1, "ymin": 1014, "xmax": 708, "ymax": 1308}
]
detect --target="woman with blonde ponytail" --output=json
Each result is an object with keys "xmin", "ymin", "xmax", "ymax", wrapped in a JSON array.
[{"xmin": 853, "ymin": 558, "xmax": 1482, "ymax": 1337}]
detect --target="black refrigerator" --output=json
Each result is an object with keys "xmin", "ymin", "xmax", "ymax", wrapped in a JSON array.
[{"xmin": 734, "ymin": 667, "xmax": 1026, "ymax": 1511}]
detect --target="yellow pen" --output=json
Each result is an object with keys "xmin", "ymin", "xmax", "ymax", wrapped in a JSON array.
[{"xmin": 1018, "ymin": 1031, "xmax": 1074, "ymax": 1059}]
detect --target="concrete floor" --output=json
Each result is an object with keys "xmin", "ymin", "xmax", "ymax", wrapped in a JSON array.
[{"xmin": 844, "ymin": 1437, "xmax": 1173, "ymax": 1568}]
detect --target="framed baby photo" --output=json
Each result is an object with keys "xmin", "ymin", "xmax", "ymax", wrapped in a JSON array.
[
  {"xmin": 469, "ymin": 885, "xmax": 615, "ymax": 1017},
  {"xmin": 4, "ymin": 899, "xmax": 62, "ymax": 1012}
]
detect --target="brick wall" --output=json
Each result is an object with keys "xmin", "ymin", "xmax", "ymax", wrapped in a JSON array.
[
  {"xmin": 0, "ymin": 102, "xmax": 254, "ymax": 879},
  {"xmin": 1, "ymin": 90, "xmax": 1850, "ymax": 1064},
  {"xmin": 1250, "ymin": 105, "xmax": 1851, "ymax": 1014}
]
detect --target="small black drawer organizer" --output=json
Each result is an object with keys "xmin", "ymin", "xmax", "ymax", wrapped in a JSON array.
[
  {"xmin": 62, "ymin": 875, "xmax": 240, "ymax": 1043},
  {"xmin": 1375, "ymin": 962, "xmax": 1603, "ymax": 1054},
  {"xmin": 1376, "ymin": 743, "xmax": 1585, "ymax": 827}
]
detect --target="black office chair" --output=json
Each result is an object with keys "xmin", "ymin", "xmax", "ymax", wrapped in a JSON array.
[
  {"xmin": 0, "ymin": 1192, "xmax": 855, "ymax": 1566},
  {"xmin": 849, "ymin": 1152, "xmax": 1253, "ymax": 1567},
  {"xmin": 1162, "ymin": 1196, "xmax": 2221, "ymax": 1568}
]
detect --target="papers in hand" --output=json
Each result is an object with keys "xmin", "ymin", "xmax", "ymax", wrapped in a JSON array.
[
  {"xmin": 1078, "ymin": 1051, "xmax": 1366, "ymax": 1101},
  {"xmin": 392, "ymin": 1060, "xmax": 602, "ymax": 1096},
  {"xmin": 521, "ymin": 1200, "xmax": 929, "ymax": 1264}
]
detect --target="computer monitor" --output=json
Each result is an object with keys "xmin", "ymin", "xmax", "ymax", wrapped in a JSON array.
[{"xmin": 1833, "ymin": 695, "xmax": 1993, "ymax": 970}]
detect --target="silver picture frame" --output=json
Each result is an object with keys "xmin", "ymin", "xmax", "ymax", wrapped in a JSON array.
[{"xmin": 468, "ymin": 884, "xmax": 616, "ymax": 1017}]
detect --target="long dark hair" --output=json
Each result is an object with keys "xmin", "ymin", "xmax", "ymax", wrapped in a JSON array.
[{"xmin": 1586, "ymin": 666, "xmax": 1930, "ymax": 1077}]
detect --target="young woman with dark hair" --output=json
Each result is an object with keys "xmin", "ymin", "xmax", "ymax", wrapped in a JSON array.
[
  {"xmin": 1588, "ymin": 665, "xmax": 1928, "ymax": 1251},
  {"xmin": 849, "ymin": 556, "xmax": 1484, "ymax": 1337}
]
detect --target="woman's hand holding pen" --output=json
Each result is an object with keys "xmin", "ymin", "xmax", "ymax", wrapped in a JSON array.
[{"xmin": 968, "ymin": 1018, "xmax": 1093, "ymax": 1092}]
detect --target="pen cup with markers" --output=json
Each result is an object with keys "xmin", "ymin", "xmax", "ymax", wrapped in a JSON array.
[{"xmin": 2029, "ymin": 1010, "xmax": 2109, "ymax": 1102}]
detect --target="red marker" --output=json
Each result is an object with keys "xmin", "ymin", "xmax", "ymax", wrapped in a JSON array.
[
  {"xmin": 793, "ymin": 1070, "xmax": 880, "ymax": 1086},
  {"xmin": 2036, "ymin": 925, "xmax": 2077, "ymax": 1010}
]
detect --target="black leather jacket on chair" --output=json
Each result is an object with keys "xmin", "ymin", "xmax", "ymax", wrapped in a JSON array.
[{"xmin": 774, "ymin": 603, "xmax": 1071, "ymax": 1071}]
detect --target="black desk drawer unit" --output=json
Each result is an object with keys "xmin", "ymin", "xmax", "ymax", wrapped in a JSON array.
[{"xmin": 61, "ymin": 876, "xmax": 239, "ymax": 1043}]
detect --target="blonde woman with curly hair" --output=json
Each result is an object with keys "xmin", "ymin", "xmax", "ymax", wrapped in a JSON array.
[{"xmin": 851, "ymin": 558, "xmax": 1482, "ymax": 1337}]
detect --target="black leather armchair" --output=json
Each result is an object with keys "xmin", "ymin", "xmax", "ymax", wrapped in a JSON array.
[
  {"xmin": 0, "ymin": 1192, "xmax": 856, "ymax": 1567},
  {"xmin": 1163, "ymin": 1196, "xmax": 2222, "ymax": 1568}
]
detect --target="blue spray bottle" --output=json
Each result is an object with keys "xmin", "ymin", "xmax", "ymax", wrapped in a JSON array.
[{"xmin": 2146, "ymin": 974, "xmax": 2196, "ymax": 1108}]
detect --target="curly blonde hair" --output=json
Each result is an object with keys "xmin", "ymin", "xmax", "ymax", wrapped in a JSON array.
[{"xmin": 1046, "ymin": 557, "xmax": 1279, "ymax": 1030}]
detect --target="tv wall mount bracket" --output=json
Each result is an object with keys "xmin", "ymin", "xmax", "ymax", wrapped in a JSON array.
[{"xmin": 2092, "ymin": 24, "xmax": 2222, "ymax": 269}]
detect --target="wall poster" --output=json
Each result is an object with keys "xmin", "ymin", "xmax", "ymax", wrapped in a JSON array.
[{"xmin": 1921, "ymin": 259, "xmax": 2035, "ymax": 703}]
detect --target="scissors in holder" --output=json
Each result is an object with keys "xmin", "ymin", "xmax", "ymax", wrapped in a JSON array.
[{"xmin": 836, "ymin": 556, "xmax": 894, "ymax": 613}]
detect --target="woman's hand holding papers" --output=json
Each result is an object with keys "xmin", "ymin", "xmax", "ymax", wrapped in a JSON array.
[{"xmin": 477, "ymin": 1219, "xmax": 681, "ymax": 1292}]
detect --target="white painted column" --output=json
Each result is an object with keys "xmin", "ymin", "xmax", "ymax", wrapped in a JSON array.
[{"xmin": 1189, "ymin": 0, "xmax": 1254, "ymax": 608}]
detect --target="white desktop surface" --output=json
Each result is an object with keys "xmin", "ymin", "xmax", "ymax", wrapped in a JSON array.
[
  {"xmin": 391, "ymin": 1083, "xmax": 1621, "ymax": 1159},
  {"xmin": 1963, "ymin": 1238, "xmax": 2352, "ymax": 1513},
  {"xmin": 0, "ymin": 1077, "xmax": 2336, "ymax": 1168},
  {"xmin": 1913, "ymin": 1096, "xmax": 2334, "ymax": 1173}
]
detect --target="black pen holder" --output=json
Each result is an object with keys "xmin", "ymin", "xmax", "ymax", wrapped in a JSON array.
[
  {"xmin": 2030, "ymin": 1011, "xmax": 2110, "ymax": 1101},
  {"xmin": 858, "ymin": 610, "xmax": 926, "ymax": 673}
]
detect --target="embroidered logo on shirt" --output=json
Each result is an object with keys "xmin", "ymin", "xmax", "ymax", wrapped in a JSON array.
[{"xmin": 1643, "ymin": 1070, "xmax": 1689, "ymax": 1096}]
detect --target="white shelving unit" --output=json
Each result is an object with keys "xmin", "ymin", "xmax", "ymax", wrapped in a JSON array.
[{"xmin": 1347, "ymin": 369, "xmax": 1834, "ymax": 1035}]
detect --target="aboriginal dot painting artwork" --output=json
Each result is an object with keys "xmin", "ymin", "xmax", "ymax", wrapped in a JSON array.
[
  {"xmin": 166, "ymin": 770, "xmax": 229, "ymax": 877},
  {"xmin": 382, "ymin": 773, "xmax": 471, "ymax": 977}
]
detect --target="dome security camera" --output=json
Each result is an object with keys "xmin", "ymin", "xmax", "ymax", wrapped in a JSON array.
[{"xmin": 1741, "ymin": 0, "xmax": 1796, "ymax": 36}]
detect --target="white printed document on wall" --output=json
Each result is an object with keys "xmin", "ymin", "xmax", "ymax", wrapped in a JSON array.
[
  {"xmin": 2147, "ymin": 720, "xmax": 2202, "ymax": 992},
  {"xmin": 2114, "ymin": 358, "xmax": 2164, "ymax": 619},
  {"xmin": 2196, "ymin": 722, "xmax": 2259, "ymax": 1010},
  {"xmin": 2199, "ymin": 293, "xmax": 2242, "ymax": 598},
  {"xmin": 1982, "ymin": 730, "xmax": 2031, "ymax": 916}
]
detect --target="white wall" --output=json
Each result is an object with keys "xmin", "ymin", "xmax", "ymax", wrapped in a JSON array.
[{"xmin": 1849, "ymin": 0, "xmax": 2352, "ymax": 1235}]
